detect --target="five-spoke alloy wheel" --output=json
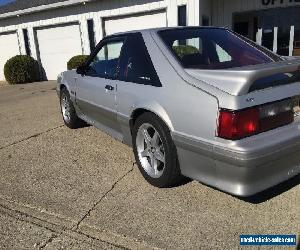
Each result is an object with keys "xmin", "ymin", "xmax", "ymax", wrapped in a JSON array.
[
  {"xmin": 136, "ymin": 123, "xmax": 166, "ymax": 178},
  {"xmin": 61, "ymin": 92, "xmax": 71, "ymax": 124},
  {"xmin": 133, "ymin": 112, "xmax": 183, "ymax": 187}
]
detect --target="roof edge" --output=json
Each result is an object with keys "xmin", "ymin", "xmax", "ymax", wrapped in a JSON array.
[{"xmin": 0, "ymin": 0, "xmax": 93, "ymax": 20}]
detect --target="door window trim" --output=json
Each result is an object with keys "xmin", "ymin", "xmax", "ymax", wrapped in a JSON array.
[
  {"xmin": 84, "ymin": 35, "xmax": 127, "ymax": 80},
  {"xmin": 118, "ymin": 32, "xmax": 162, "ymax": 87},
  {"xmin": 82, "ymin": 33, "xmax": 162, "ymax": 87}
]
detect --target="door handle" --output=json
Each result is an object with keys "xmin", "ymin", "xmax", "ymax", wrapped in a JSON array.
[{"xmin": 105, "ymin": 85, "xmax": 114, "ymax": 91}]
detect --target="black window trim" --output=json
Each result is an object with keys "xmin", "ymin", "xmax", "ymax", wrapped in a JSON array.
[{"xmin": 117, "ymin": 32, "xmax": 162, "ymax": 87}]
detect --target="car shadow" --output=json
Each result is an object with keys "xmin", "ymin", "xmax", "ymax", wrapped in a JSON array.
[
  {"xmin": 80, "ymin": 123, "xmax": 91, "ymax": 128},
  {"xmin": 175, "ymin": 177, "xmax": 192, "ymax": 187},
  {"xmin": 240, "ymin": 174, "xmax": 300, "ymax": 204}
]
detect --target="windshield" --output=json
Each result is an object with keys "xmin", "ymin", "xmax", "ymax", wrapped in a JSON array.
[{"xmin": 158, "ymin": 28, "xmax": 282, "ymax": 70}]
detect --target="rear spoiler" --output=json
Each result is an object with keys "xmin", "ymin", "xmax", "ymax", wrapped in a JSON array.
[{"xmin": 185, "ymin": 58, "xmax": 300, "ymax": 96}]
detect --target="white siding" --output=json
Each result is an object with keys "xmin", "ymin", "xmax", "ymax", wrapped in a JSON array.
[
  {"xmin": 104, "ymin": 11, "xmax": 167, "ymax": 35},
  {"xmin": 0, "ymin": 0, "xmax": 169, "ymax": 57},
  {"xmin": 0, "ymin": 0, "xmax": 172, "ymax": 80}
]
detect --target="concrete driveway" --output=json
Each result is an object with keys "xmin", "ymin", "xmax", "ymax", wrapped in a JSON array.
[{"xmin": 0, "ymin": 81, "xmax": 299, "ymax": 249}]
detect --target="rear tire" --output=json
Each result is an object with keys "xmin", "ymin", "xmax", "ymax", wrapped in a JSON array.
[
  {"xmin": 132, "ymin": 112, "xmax": 183, "ymax": 187},
  {"xmin": 60, "ymin": 88, "xmax": 85, "ymax": 129}
]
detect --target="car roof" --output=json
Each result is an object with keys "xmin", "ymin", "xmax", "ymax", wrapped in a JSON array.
[{"xmin": 107, "ymin": 26, "xmax": 228, "ymax": 37}]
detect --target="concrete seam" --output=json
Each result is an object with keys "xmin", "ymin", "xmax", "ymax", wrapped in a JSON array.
[
  {"xmin": 0, "ymin": 203, "xmax": 65, "ymax": 233},
  {"xmin": 0, "ymin": 203, "xmax": 66, "ymax": 249},
  {"xmin": 0, "ymin": 125, "xmax": 64, "ymax": 150},
  {"xmin": 70, "ymin": 230, "xmax": 129, "ymax": 250},
  {"xmin": 0, "ymin": 202, "xmax": 126, "ymax": 249},
  {"xmin": 39, "ymin": 232, "xmax": 62, "ymax": 249},
  {"xmin": 74, "ymin": 163, "xmax": 135, "ymax": 231},
  {"xmin": 0, "ymin": 164, "xmax": 162, "ymax": 250}
]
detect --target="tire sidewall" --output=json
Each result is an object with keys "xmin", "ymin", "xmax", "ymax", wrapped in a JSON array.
[{"xmin": 60, "ymin": 88, "xmax": 79, "ymax": 128}]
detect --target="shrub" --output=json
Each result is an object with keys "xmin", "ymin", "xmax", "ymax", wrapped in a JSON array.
[
  {"xmin": 67, "ymin": 55, "xmax": 89, "ymax": 70},
  {"xmin": 172, "ymin": 45, "xmax": 200, "ymax": 58},
  {"xmin": 4, "ymin": 55, "xmax": 40, "ymax": 84}
]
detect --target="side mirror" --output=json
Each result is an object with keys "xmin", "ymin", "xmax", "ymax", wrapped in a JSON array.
[{"xmin": 76, "ymin": 65, "xmax": 87, "ymax": 75}]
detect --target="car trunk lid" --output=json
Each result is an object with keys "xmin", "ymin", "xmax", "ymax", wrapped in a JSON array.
[{"xmin": 185, "ymin": 58, "xmax": 300, "ymax": 96}]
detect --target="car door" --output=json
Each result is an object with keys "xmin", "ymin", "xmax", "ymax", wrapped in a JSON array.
[{"xmin": 75, "ymin": 37, "xmax": 125, "ymax": 136}]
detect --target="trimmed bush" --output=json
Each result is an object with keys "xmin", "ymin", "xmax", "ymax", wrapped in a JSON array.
[
  {"xmin": 172, "ymin": 45, "xmax": 200, "ymax": 59},
  {"xmin": 4, "ymin": 55, "xmax": 40, "ymax": 85},
  {"xmin": 67, "ymin": 55, "xmax": 89, "ymax": 70}
]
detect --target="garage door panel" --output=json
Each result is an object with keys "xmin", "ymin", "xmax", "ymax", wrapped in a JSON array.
[
  {"xmin": 0, "ymin": 33, "xmax": 20, "ymax": 81},
  {"xmin": 36, "ymin": 24, "xmax": 82, "ymax": 80},
  {"xmin": 39, "ymin": 39, "xmax": 81, "ymax": 55},
  {"xmin": 104, "ymin": 11, "xmax": 167, "ymax": 36},
  {"xmin": 37, "ymin": 32, "xmax": 81, "ymax": 42}
]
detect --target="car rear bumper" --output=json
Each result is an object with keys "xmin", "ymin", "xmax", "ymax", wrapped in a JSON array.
[{"xmin": 172, "ymin": 127, "xmax": 300, "ymax": 196}]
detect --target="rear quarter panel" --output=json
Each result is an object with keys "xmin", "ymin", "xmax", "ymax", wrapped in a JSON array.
[{"xmin": 117, "ymin": 31, "xmax": 219, "ymax": 144}]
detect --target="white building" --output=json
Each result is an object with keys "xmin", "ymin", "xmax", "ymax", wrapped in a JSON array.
[{"xmin": 0, "ymin": 0, "xmax": 299, "ymax": 80}]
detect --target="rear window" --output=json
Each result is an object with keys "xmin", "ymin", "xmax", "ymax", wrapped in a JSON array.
[{"xmin": 159, "ymin": 28, "xmax": 282, "ymax": 70}]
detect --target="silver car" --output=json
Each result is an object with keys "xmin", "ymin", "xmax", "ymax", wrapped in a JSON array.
[{"xmin": 57, "ymin": 27, "xmax": 300, "ymax": 196}]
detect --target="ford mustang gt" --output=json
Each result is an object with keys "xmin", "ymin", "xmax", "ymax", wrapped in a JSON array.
[{"xmin": 57, "ymin": 27, "xmax": 300, "ymax": 196}]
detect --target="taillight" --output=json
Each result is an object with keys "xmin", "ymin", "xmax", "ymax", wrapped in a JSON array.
[{"xmin": 218, "ymin": 99, "xmax": 294, "ymax": 140}]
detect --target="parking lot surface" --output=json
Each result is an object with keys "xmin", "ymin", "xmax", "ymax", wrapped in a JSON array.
[{"xmin": 0, "ymin": 81, "xmax": 299, "ymax": 249}]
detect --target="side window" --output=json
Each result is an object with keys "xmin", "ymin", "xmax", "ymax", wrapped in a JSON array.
[
  {"xmin": 172, "ymin": 38, "xmax": 203, "ymax": 58},
  {"xmin": 215, "ymin": 44, "xmax": 232, "ymax": 62},
  {"xmin": 119, "ymin": 33, "xmax": 161, "ymax": 86},
  {"xmin": 171, "ymin": 37, "xmax": 208, "ymax": 67},
  {"xmin": 86, "ymin": 40, "xmax": 124, "ymax": 79}
]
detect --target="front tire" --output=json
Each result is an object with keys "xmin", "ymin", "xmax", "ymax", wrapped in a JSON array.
[
  {"xmin": 132, "ymin": 112, "xmax": 183, "ymax": 187},
  {"xmin": 60, "ymin": 88, "xmax": 84, "ymax": 129}
]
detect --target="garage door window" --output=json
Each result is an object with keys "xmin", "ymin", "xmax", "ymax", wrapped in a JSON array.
[
  {"xmin": 86, "ymin": 40, "xmax": 124, "ymax": 79},
  {"xmin": 23, "ymin": 29, "xmax": 31, "ymax": 56},
  {"xmin": 178, "ymin": 5, "xmax": 187, "ymax": 26},
  {"xmin": 119, "ymin": 33, "xmax": 161, "ymax": 86},
  {"xmin": 87, "ymin": 19, "xmax": 96, "ymax": 52}
]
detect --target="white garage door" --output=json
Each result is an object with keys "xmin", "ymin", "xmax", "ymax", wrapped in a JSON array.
[
  {"xmin": 0, "ymin": 32, "xmax": 20, "ymax": 81},
  {"xmin": 104, "ymin": 11, "xmax": 167, "ymax": 36},
  {"xmin": 36, "ymin": 24, "xmax": 82, "ymax": 80}
]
